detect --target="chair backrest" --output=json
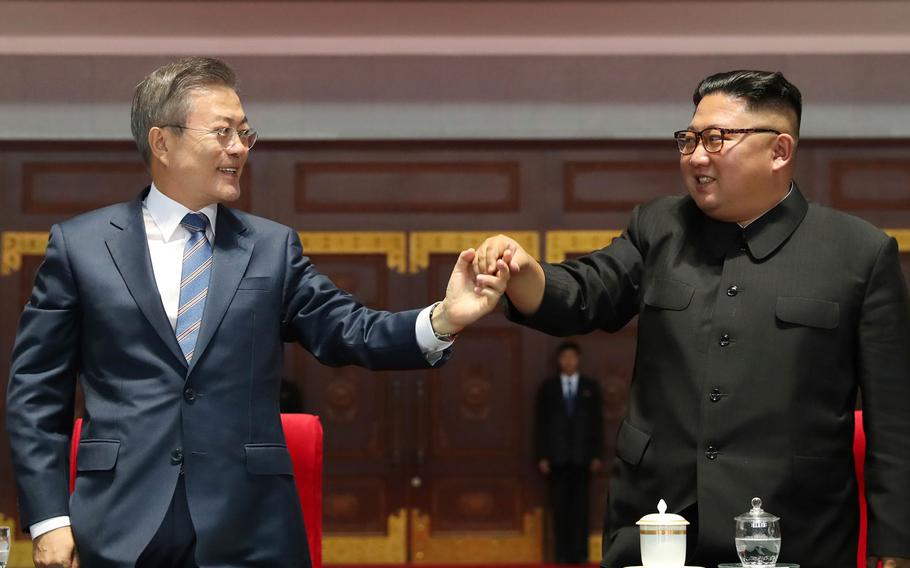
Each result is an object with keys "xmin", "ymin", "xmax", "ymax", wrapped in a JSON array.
[
  {"xmin": 853, "ymin": 409, "xmax": 867, "ymax": 568},
  {"xmin": 70, "ymin": 414, "xmax": 323, "ymax": 568}
]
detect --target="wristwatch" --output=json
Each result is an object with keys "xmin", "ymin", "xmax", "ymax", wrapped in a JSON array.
[{"xmin": 429, "ymin": 302, "xmax": 458, "ymax": 342}]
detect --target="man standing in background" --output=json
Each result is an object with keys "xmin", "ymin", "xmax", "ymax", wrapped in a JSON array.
[{"xmin": 535, "ymin": 341, "xmax": 603, "ymax": 565}]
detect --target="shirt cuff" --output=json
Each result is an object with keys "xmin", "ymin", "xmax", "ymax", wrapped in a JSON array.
[
  {"xmin": 416, "ymin": 303, "xmax": 454, "ymax": 364},
  {"xmin": 30, "ymin": 516, "xmax": 71, "ymax": 539}
]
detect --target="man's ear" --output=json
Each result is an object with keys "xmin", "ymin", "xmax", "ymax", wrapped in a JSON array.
[
  {"xmin": 771, "ymin": 133, "xmax": 796, "ymax": 172},
  {"xmin": 148, "ymin": 127, "xmax": 170, "ymax": 167}
]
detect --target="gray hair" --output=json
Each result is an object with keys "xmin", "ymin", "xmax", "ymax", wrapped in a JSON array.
[{"xmin": 130, "ymin": 56, "xmax": 237, "ymax": 165}]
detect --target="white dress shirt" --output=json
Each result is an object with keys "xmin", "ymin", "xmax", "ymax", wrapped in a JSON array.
[
  {"xmin": 30, "ymin": 183, "xmax": 451, "ymax": 538},
  {"xmin": 561, "ymin": 372, "xmax": 579, "ymax": 399}
]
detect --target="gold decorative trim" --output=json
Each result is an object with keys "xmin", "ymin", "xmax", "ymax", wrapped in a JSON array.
[
  {"xmin": 886, "ymin": 229, "xmax": 910, "ymax": 251},
  {"xmin": 545, "ymin": 230, "xmax": 622, "ymax": 264},
  {"xmin": 589, "ymin": 531, "xmax": 602, "ymax": 565},
  {"xmin": 1, "ymin": 231, "xmax": 49, "ymax": 276},
  {"xmin": 0, "ymin": 514, "xmax": 33, "ymax": 568},
  {"xmin": 323, "ymin": 508, "xmax": 408, "ymax": 564},
  {"xmin": 409, "ymin": 231, "xmax": 540, "ymax": 274},
  {"xmin": 299, "ymin": 232, "xmax": 407, "ymax": 274},
  {"xmin": 410, "ymin": 507, "xmax": 542, "ymax": 564}
]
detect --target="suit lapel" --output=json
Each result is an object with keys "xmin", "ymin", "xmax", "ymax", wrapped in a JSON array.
[
  {"xmin": 187, "ymin": 205, "xmax": 253, "ymax": 374},
  {"xmin": 106, "ymin": 191, "xmax": 187, "ymax": 369}
]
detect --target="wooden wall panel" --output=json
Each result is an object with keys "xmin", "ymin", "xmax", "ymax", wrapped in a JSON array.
[
  {"xmin": 296, "ymin": 161, "xmax": 520, "ymax": 213},
  {"xmin": 20, "ymin": 161, "xmax": 252, "ymax": 214},
  {"xmin": 831, "ymin": 158, "xmax": 910, "ymax": 210},
  {"xmin": 564, "ymin": 160, "xmax": 679, "ymax": 212},
  {"xmin": 430, "ymin": 476, "xmax": 523, "ymax": 531},
  {"xmin": 323, "ymin": 477, "xmax": 389, "ymax": 533}
]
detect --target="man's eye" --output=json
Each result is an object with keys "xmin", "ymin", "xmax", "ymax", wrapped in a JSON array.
[
  {"xmin": 707, "ymin": 134, "xmax": 724, "ymax": 143},
  {"xmin": 215, "ymin": 127, "xmax": 232, "ymax": 136}
]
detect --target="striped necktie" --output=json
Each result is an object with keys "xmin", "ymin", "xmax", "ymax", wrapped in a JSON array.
[{"xmin": 175, "ymin": 212, "xmax": 213, "ymax": 363}]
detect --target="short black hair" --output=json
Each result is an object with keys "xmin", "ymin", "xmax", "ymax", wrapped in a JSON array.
[
  {"xmin": 694, "ymin": 70, "xmax": 802, "ymax": 136},
  {"xmin": 557, "ymin": 341, "xmax": 581, "ymax": 356}
]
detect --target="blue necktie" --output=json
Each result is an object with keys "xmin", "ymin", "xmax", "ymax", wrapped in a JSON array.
[
  {"xmin": 564, "ymin": 379, "xmax": 576, "ymax": 415},
  {"xmin": 175, "ymin": 213, "xmax": 213, "ymax": 363}
]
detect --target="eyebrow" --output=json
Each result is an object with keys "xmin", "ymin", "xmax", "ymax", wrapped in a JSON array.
[{"xmin": 212, "ymin": 115, "xmax": 249, "ymax": 125}]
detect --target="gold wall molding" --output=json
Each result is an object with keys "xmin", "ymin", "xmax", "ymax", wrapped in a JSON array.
[
  {"xmin": 589, "ymin": 532, "xmax": 602, "ymax": 564},
  {"xmin": 0, "ymin": 514, "xmax": 33, "ymax": 568},
  {"xmin": 323, "ymin": 508, "xmax": 408, "ymax": 564},
  {"xmin": 409, "ymin": 507, "xmax": 542, "ymax": 564},
  {"xmin": 887, "ymin": 228, "xmax": 910, "ymax": 251},
  {"xmin": 1, "ymin": 231, "xmax": 48, "ymax": 276},
  {"xmin": 409, "ymin": 231, "xmax": 540, "ymax": 274},
  {"xmin": 545, "ymin": 230, "xmax": 622, "ymax": 264},
  {"xmin": 298, "ymin": 231, "xmax": 407, "ymax": 274}
]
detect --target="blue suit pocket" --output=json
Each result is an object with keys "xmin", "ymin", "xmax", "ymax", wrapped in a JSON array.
[
  {"xmin": 244, "ymin": 443, "xmax": 294, "ymax": 475},
  {"xmin": 76, "ymin": 439, "xmax": 121, "ymax": 472}
]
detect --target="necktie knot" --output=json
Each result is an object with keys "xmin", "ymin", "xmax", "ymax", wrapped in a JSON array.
[{"xmin": 181, "ymin": 213, "xmax": 209, "ymax": 234}]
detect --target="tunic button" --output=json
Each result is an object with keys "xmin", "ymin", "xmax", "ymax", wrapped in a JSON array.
[
  {"xmin": 183, "ymin": 388, "xmax": 196, "ymax": 403},
  {"xmin": 719, "ymin": 334, "xmax": 731, "ymax": 347},
  {"xmin": 706, "ymin": 446, "xmax": 718, "ymax": 460},
  {"xmin": 726, "ymin": 285, "xmax": 739, "ymax": 297},
  {"xmin": 710, "ymin": 388, "xmax": 722, "ymax": 402},
  {"xmin": 171, "ymin": 449, "xmax": 184, "ymax": 465}
]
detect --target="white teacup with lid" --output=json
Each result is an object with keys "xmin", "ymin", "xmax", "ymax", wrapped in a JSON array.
[{"xmin": 636, "ymin": 499, "xmax": 689, "ymax": 567}]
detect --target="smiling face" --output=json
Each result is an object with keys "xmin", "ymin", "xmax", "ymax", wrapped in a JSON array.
[
  {"xmin": 151, "ymin": 86, "xmax": 249, "ymax": 211},
  {"xmin": 681, "ymin": 93, "xmax": 795, "ymax": 223}
]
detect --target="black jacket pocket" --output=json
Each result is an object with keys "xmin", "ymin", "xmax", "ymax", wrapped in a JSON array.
[
  {"xmin": 245, "ymin": 443, "xmax": 294, "ymax": 475},
  {"xmin": 644, "ymin": 279, "xmax": 695, "ymax": 311},
  {"xmin": 76, "ymin": 439, "xmax": 121, "ymax": 472},
  {"xmin": 776, "ymin": 297, "xmax": 839, "ymax": 329},
  {"xmin": 615, "ymin": 421, "xmax": 651, "ymax": 466},
  {"xmin": 238, "ymin": 276, "xmax": 274, "ymax": 291}
]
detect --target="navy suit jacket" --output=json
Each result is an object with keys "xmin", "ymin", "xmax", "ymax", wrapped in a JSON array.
[{"xmin": 6, "ymin": 188, "xmax": 440, "ymax": 567}]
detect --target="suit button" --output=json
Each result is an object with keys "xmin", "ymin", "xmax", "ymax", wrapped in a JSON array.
[
  {"xmin": 706, "ymin": 446, "xmax": 718, "ymax": 460},
  {"xmin": 183, "ymin": 388, "xmax": 196, "ymax": 403},
  {"xmin": 719, "ymin": 334, "xmax": 731, "ymax": 347},
  {"xmin": 171, "ymin": 449, "xmax": 184, "ymax": 465},
  {"xmin": 726, "ymin": 285, "xmax": 739, "ymax": 297},
  {"xmin": 710, "ymin": 388, "xmax": 722, "ymax": 402}
]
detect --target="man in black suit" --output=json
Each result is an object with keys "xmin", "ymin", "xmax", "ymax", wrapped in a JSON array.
[
  {"xmin": 536, "ymin": 341, "xmax": 603, "ymax": 565},
  {"xmin": 473, "ymin": 70, "xmax": 910, "ymax": 567}
]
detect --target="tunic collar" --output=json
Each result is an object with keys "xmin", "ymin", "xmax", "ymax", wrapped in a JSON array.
[{"xmin": 703, "ymin": 182, "xmax": 808, "ymax": 260}]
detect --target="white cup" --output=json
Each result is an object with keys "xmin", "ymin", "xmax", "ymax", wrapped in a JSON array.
[{"xmin": 640, "ymin": 524, "xmax": 686, "ymax": 567}]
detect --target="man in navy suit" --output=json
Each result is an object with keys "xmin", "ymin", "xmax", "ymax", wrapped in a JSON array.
[{"xmin": 6, "ymin": 57, "xmax": 510, "ymax": 568}]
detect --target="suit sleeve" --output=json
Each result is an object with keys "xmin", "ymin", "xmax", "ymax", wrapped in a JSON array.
[
  {"xmin": 506, "ymin": 207, "xmax": 644, "ymax": 336},
  {"xmin": 857, "ymin": 236, "xmax": 910, "ymax": 557},
  {"xmin": 6, "ymin": 224, "xmax": 80, "ymax": 528},
  {"xmin": 280, "ymin": 229, "xmax": 441, "ymax": 370}
]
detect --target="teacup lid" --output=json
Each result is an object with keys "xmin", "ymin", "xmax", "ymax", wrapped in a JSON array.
[
  {"xmin": 636, "ymin": 499, "xmax": 690, "ymax": 526},
  {"xmin": 734, "ymin": 497, "xmax": 779, "ymax": 522}
]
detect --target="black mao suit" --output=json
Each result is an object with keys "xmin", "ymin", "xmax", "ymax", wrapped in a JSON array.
[
  {"xmin": 535, "ymin": 375, "xmax": 603, "ymax": 563},
  {"xmin": 510, "ymin": 186, "xmax": 910, "ymax": 567},
  {"xmin": 6, "ymin": 187, "xmax": 445, "ymax": 567}
]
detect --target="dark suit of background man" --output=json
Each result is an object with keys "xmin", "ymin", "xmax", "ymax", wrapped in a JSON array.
[
  {"xmin": 474, "ymin": 70, "xmax": 910, "ymax": 568},
  {"xmin": 5, "ymin": 57, "xmax": 510, "ymax": 568},
  {"xmin": 535, "ymin": 341, "xmax": 603, "ymax": 565}
]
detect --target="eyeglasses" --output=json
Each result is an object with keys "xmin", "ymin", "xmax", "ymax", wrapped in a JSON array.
[
  {"xmin": 163, "ymin": 125, "xmax": 258, "ymax": 150},
  {"xmin": 673, "ymin": 127, "xmax": 781, "ymax": 155}
]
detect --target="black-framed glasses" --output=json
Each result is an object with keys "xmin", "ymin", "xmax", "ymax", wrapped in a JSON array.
[
  {"xmin": 163, "ymin": 125, "xmax": 258, "ymax": 150},
  {"xmin": 674, "ymin": 127, "xmax": 781, "ymax": 155}
]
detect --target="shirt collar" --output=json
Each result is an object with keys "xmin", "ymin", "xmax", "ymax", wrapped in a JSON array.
[
  {"xmin": 145, "ymin": 183, "xmax": 218, "ymax": 242},
  {"xmin": 703, "ymin": 182, "xmax": 808, "ymax": 260},
  {"xmin": 560, "ymin": 373, "xmax": 579, "ymax": 383}
]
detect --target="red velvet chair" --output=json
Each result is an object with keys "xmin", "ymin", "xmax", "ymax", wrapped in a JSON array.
[
  {"xmin": 70, "ymin": 414, "xmax": 323, "ymax": 568},
  {"xmin": 854, "ymin": 410, "xmax": 867, "ymax": 568}
]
